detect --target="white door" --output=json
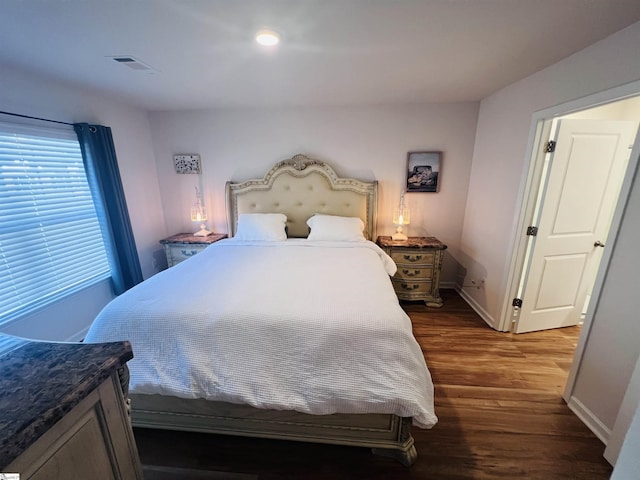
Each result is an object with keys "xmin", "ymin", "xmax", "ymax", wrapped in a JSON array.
[{"xmin": 514, "ymin": 119, "xmax": 637, "ymax": 334}]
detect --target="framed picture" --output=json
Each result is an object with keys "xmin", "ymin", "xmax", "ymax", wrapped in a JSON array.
[
  {"xmin": 406, "ymin": 151, "xmax": 441, "ymax": 192},
  {"xmin": 173, "ymin": 154, "xmax": 201, "ymax": 174}
]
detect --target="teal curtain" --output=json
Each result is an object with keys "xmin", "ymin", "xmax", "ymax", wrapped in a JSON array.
[{"xmin": 74, "ymin": 123, "xmax": 142, "ymax": 294}]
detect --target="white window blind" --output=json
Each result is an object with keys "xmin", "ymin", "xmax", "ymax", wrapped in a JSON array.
[{"xmin": 0, "ymin": 121, "xmax": 110, "ymax": 326}]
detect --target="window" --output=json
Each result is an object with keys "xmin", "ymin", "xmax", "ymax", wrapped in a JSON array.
[{"xmin": 0, "ymin": 121, "xmax": 110, "ymax": 326}]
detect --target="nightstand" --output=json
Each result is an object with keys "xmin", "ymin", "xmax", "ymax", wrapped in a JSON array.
[
  {"xmin": 376, "ymin": 236, "xmax": 447, "ymax": 307},
  {"xmin": 160, "ymin": 233, "xmax": 227, "ymax": 267}
]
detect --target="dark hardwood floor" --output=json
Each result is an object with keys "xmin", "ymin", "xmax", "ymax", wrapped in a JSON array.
[{"xmin": 135, "ymin": 289, "xmax": 613, "ymax": 479}]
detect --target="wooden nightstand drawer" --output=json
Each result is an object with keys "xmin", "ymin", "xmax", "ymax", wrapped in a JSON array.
[
  {"xmin": 160, "ymin": 233, "xmax": 227, "ymax": 268},
  {"xmin": 395, "ymin": 266, "xmax": 433, "ymax": 280},
  {"xmin": 390, "ymin": 251, "xmax": 435, "ymax": 265},
  {"xmin": 392, "ymin": 279, "xmax": 434, "ymax": 295},
  {"xmin": 165, "ymin": 243, "xmax": 207, "ymax": 265}
]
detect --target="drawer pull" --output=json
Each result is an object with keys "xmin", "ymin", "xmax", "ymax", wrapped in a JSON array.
[
  {"xmin": 180, "ymin": 249, "xmax": 198, "ymax": 257},
  {"xmin": 402, "ymin": 269, "xmax": 421, "ymax": 277},
  {"xmin": 400, "ymin": 283, "xmax": 420, "ymax": 290},
  {"xmin": 403, "ymin": 254, "xmax": 423, "ymax": 262}
]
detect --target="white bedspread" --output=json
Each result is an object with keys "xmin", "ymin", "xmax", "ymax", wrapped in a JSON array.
[{"xmin": 85, "ymin": 239, "xmax": 437, "ymax": 428}]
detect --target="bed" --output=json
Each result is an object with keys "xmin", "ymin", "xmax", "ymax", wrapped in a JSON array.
[{"xmin": 85, "ymin": 154, "xmax": 437, "ymax": 466}]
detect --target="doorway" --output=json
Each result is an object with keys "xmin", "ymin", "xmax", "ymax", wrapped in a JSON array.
[
  {"xmin": 513, "ymin": 116, "xmax": 637, "ymax": 333},
  {"xmin": 504, "ymin": 95, "xmax": 640, "ymax": 335}
]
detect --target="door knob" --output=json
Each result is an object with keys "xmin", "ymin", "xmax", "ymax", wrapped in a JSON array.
[{"xmin": 594, "ymin": 241, "xmax": 605, "ymax": 248}]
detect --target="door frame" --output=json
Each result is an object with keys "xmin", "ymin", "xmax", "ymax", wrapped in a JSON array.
[{"xmin": 499, "ymin": 79, "xmax": 640, "ymax": 398}]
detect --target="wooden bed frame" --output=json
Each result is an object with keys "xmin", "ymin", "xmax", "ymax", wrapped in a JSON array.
[{"xmin": 129, "ymin": 154, "xmax": 418, "ymax": 466}]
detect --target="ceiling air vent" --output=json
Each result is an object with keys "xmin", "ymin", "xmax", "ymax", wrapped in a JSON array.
[{"xmin": 109, "ymin": 56, "xmax": 155, "ymax": 72}]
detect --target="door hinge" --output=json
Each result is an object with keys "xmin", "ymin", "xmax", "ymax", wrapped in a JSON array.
[
  {"xmin": 545, "ymin": 140, "xmax": 556, "ymax": 153},
  {"xmin": 512, "ymin": 298, "xmax": 523, "ymax": 308},
  {"xmin": 526, "ymin": 226, "xmax": 538, "ymax": 236}
]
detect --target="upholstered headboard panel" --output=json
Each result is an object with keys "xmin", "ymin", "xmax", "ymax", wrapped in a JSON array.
[{"xmin": 226, "ymin": 154, "xmax": 378, "ymax": 240}]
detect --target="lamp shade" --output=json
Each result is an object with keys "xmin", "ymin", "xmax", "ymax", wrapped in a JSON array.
[
  {"xmin": 392, "ymin": 190, "xmax": 410, "ymax": 241},
  {"xmin": 393, "ymin": 205, "xmax": 410, "ymax": 226},
  {"xmin": 191, "ymin": 186, "xmax": 211, "ymax": 236}
]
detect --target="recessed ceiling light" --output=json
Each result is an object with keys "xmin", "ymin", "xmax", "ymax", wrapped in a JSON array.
[{"xmin": 255, "ymin": 29, "xmax": 280, "ymax": 47}]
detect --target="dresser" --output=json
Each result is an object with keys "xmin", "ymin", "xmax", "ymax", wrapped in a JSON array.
[
  {"xmin": 377, "ymin": 236, "xmax": 447, "ymax": 307},
  {"xmin": 0, "ymin": 334, "xmax": 142, "ymax": 479},
  {"xmin": 160, "ymin": 232, "xmax": 227, "ymax": 267}
]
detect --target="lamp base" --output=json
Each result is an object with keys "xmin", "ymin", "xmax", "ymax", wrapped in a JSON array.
[
  {"xmin": 391, "ymin": 232, "xmax": 408, "ymax": 241},
  {"xmin": 193, "ymin": 223, "xmax": 212, "ymax": 237},
  {"xmin": 392, "ymin": 225, "xmax": 408, "ymax": 241}
]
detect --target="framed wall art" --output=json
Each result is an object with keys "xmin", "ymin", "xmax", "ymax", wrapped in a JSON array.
[
  {"xmin": 174, "ymin": 154, "xmax": 201, "ymax": 174},
  {"xmin": 406, "ymin": 151, "xmax": 441, "ymax": 193}
]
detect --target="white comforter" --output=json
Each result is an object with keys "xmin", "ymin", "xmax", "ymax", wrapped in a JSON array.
[{"xmin": 85, "ymin": 239, "xmax": 437, "ymax": 428}]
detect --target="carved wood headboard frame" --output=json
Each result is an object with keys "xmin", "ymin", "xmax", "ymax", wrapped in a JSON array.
[{"xmin": 225, "ymin": 154, "xmax": 378, "ymax": 240}]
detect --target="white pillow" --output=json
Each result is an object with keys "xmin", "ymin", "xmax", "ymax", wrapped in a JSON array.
[
  {"xmin": 234, "ymin": 213, "xmax": 287, "ymax": 241},
  {"xmin": 306, "ymin": 214, "xmax": 366, "ymax": 242}
]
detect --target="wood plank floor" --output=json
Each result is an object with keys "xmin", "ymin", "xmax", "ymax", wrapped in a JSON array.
[{"xmin": 135, "ymin": 289, "xmax": 613, "ymax": 479}]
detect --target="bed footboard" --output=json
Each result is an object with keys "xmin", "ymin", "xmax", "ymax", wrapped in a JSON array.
[{"xmin": 130, "ymin": 394, "xmax": 416, "ymax": 466}]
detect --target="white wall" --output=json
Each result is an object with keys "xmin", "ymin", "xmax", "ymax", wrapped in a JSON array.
[
  {"xmin": 611, "ymin": 399, "xmax": 640, "ymax": 479},
  {"xmin": 571, "ymin": 160, "xmax": 640, "ymax": 435},
  {"xmin": 459, "ymin": 19, "xmax": 640, "ymax": 445},
  {"xmin": 607, "ymin": 348, "xmax": 640, "ymax": 465},
  {"xmin": 148, "ymin": 104, "xmax": 479, "ymax": 284},
  {"xmin": 0, "ymin": 65, "xmax": 166, "ymax": 340}
]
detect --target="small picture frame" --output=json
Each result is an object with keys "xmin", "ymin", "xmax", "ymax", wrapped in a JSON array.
[
  {"xmin": 173, "ymin": 154, "xmax": 201, "ymax": 174},
  {"xmin": 406, "ymin": 151, "xmax": 441, "ymax": 192}
]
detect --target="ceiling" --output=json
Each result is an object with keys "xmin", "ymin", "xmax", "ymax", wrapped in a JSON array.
[{"xmin": 2, "ymin": 0, "xmax": 640, "ymax": 111}]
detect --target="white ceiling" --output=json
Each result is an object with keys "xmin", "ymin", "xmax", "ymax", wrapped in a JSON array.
[{"xmin": 2, "ymin": 0, "xmax": 640, "ymax": 111}]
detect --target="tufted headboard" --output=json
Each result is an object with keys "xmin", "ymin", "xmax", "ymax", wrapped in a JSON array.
[{"xmin": 225, "ymin": 154, "xmax": 378, "ymax": 240}]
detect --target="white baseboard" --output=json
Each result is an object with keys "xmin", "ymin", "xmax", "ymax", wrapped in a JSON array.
[
  {"xmin": 455, "ymin": 285, "xmax": 498, "ymax": 330},
  {"xmin": 567, "ymin": 396, "xmax": 611, "ymax": 445}
]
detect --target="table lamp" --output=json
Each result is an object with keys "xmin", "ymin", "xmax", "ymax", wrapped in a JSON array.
[
  {"xmin": 191, "ymin": 186, "xmax": 211, "ymax": 236},
  {"xmin": 392, "ymin": 190, "xmax": 410, "ymax": 241}
]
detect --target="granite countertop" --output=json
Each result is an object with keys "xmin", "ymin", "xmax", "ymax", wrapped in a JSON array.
[
  {"xmin": 377, "ymin": 235, "xmax": 448, "ymax": 250},
  {"xmin": 0, "ymin": 333, "xmax": 133, "ymax": 469},
  {"xmin": 159, "ymin": 232, "xmax": 227, "ymax": 244}
]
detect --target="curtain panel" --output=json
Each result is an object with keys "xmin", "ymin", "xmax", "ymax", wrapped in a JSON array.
[{"xmin": 74, "ymin": 123, "xmax": 142, "ymax": 294}]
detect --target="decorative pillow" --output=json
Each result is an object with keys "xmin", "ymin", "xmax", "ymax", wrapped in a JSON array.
[
  {"xmin": 306, "ymin": 214, "xmax": 365, "ymax": 242},
  {"xmin": 234, "ymin": 213, "xmax": 287, "ymax": 241}
]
